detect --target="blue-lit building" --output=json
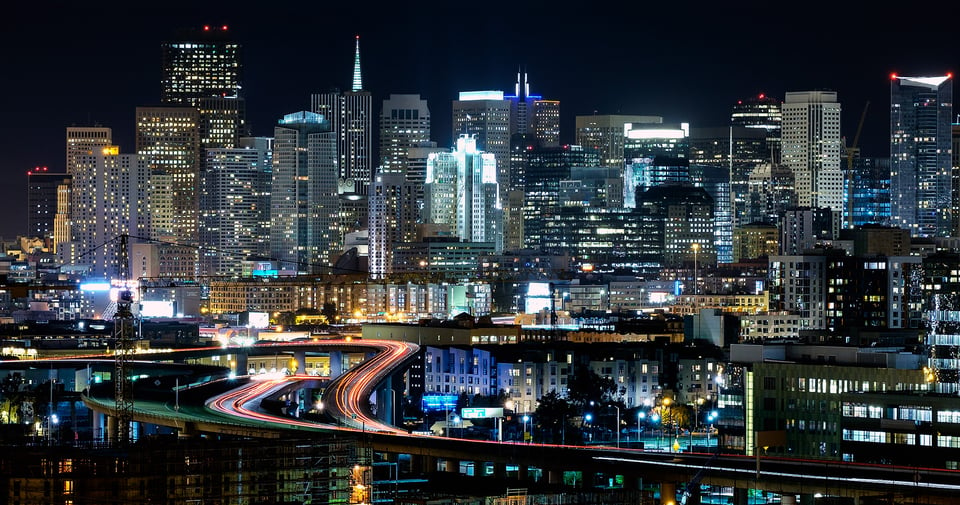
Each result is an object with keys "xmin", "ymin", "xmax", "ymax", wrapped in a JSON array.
[
  {"xmin": 849, "ymin": 156, "xmax": 891, "ymax": 227},
  {"xmin": 424, "ymin": 135, "xmax": 503, "ymax": 251},
  {"xmin": 690, "ymin": 164, "xmax": 732, "ymax": 264},
  {"xmin": 890, "ymin": 75, "xmax": 953, "ymax": 238}
]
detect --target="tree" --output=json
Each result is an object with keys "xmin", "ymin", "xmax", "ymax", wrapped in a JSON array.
[
  {"xmin": 566, "ymin": 365, "xmax": 624, "ymax": 409},
  {"xmin": 0, "ymin": 373, "xmax": 29, "ymax": 424},
  {"xmin": 321, "ymin": 302, "xmax": 339, "ymax": 323},
  {"xmin": 534, "ymin": 390, "xmax": 577, "ymax": 444}
]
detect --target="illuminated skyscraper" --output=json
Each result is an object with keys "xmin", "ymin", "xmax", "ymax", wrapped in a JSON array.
[
  {"xmin": 575, "ymin": 114, "xmax": 662, "ymax": 168},
  {"xmin": 506, "ymin": 71, "xmax": 560, "ymax": 148},
  {"xmin": 730, "ymin": 93, "xmax": 782, "ymax": 162},
  {"xmin": 424, "ymin": 135, "xmax": 502, "ymax": 250},
  {"xmin": 66, "ymin": 126, "xmax": 112, "ymax": 176},
  {"xmin": 26, "ymin": 167, "xmax": 69, "ymax": 248},
  {"xmin": 378, "ymin": 94, "xmax": 431, "ymax": 174},
  {"xmin": 689, "ymin": 126, "xmax": 769, "ymax": 230},
  {"xmin": 781, "ymin": 91, "xmax": 843, "ymax": 213},
  {"xmin": 270, "ymin": 111, "xmax": 340, "ymax": 273},
  {"xmin": 136, "ymin": 106, "xmax": 201, "ymax": 246},
  {"xmin": 890, "ymin": 74, "xmax": 953, "ymax": 238},
  {"xmin": 161, "ymin": 25, "xmax": 241, "ymax": 105},
  {"xmin": 311, "ymin": 37, "xmax": 373, "ymax": 195},
  {"xmin": 59, "ymin": 147, "xmax": 149, "ymax": 278},
  {"xmin": 199, "ymin": 137, "xmax": 273, "ymax": 277},
  {"xmin": 368, "ymin": 173, "xmax": 419, "ymax": 279},
  {"xmin": 623, "ymin": 122, "xmax": 690, "ymax": 209},
  {"xmin": 452, "ymin": 91, "xmax": 511, "ymax": 201}
]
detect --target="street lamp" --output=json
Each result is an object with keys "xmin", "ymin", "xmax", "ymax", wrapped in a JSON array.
[
  {"xmin": 691, "ymin": 242, "xmax": 700, "ymax": 296},
  {"xmin": 650, "ymin": 413, "xmax": 661, "ymax": 449},
  {"xmin": 584, "ymin": 413, "xmax": 593, "ymax": 443},
  {"xmin": 522, "ymin": 415, "xmax": 530, "ymax": 443},
  {"xmin": 637, "ymin": 412, "xmax": 645, "ymax": 445},
  {"xmin": 613, "ymin": 405, "xmax": 621, "ymax": 448}
]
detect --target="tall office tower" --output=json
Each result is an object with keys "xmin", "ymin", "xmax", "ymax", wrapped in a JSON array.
[
  {"xmin": 53, "ymin": 177, "xmax": 71, "ymax": 255},
  {"xmin": 689, "ymin": 126, "xmax": 770, "ymax": 229},
  {"xmin": 406, "ymin": 144, "xmax": 444, "ymax": 233},
  {"xmin": 270, "ymin": 112, "xmax": 340, "ymax": 273},
  {"xmin": 730, "ymin": 93, "xmax": 782, "ymax": 162},
  {"xmin": 890, "ymin": 75, "xmax": 953, "ymax": 238},
  {"xmin": 197, "ymin": 96, "xmax": 248, "ymax": 150},
  {"xmin": 26, "ymin": 167, "xmax": 70, "ymax": 247},
  {"xmin": 745, "ymin": 162, "xmax": 797, "ymax": 225},
  {"xmin": 136, "ymin": 106, "xmax": 201, "ymax": 245},
  {"xmin": 954, "ymin": 122, "xmax": 960, "ymax": 235},
  {"xmin": 199, "ymin": 138, "xmax": 273, "ymax": 277},
  {"xmin": 575, "ymin": 114, "xmax": 663, "ymax": 168},
  {"xmin": 66, "ymin": 126, "xmax": 112, "ymax": 176},
  {"xmin": 505, "ymin": 71, "xmax": 561, "ymax": 148},
  {"xmin": 849, "ymin": 156, "xmax": 891, "ymax": 227},
  {"xmin": 690, "ymin": 164, "xmax": 732, "ymax": 264},
  {"xmin": 424, "ymin": 135, "xmax": 503, "ymax": 250},
  {"xmin": 639, "ymin": 184, "xmax": 716, "ymax": 269},
  {"xmin": 311, "ymin": 37, "xmax": 373, "ymax": 195},
  {"xmin": 452, "ymin": 91, "xmax": 512, "ymax": 200},
  {"xmin": 161, "ymin": 25, "xmax": 241, "ymax": 105},
  {"xmin": 162, "ymin": 25, "xmax": 246, "ymax": 185},
  {"xmin": 368, "ymin": 173, "xmax": 419, "ymax": 279},
  {"xmin": 60, "ymin": 147, "xmax": 149, "ymax": 278},
  {"xmin": 379, "ymin": 94, "xmax": 431, "ymax": 174},
  {"xmin": 520, "ymin": 144, "xmax": 602, "ymax": 250},
  {"xmin": 624, "ymin": 156, "xmax": 690, "ymax": 209},
  {"xmin": 622, "ymin": 122, "xmax": 691, "ymax": 210},
  {"xmin": 781, "ymin": 91, "xmax": 843, "ymax": 213}
]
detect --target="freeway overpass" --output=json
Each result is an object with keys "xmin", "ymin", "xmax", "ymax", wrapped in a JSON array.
[{"xmin": 14, "ymin": 341, "xmax": 960, "ymax": 504}]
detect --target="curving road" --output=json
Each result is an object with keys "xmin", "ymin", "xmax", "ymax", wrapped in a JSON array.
[{"xmin": 203, "ymin": 339, "xmax": 419, "ymax": 434}]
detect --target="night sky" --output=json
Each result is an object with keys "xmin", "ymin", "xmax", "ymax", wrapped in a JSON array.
[{"xmin": 2, "ymin": 1, "xmax": 957, "ymax": 240}]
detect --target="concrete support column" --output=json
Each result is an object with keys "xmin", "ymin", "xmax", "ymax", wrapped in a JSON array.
[
  {"xmin": 415, "ymin": 455, "xmax": 436, "ymax": 474},
  {"xmin": 732, "ymin": 487, "xmax": 749, "ymax": 505},
  {"xmin": 547, "ymin": 470, "xmax": 562, "ymax": 485},
  {"xmin": 443, "ymin": 459, "xmax": 458, "ymax": 473},
  {"xmin": 780, "ymin": 495, "xmax": 797, "ymax": 505},
  {"xmin": 177, "ymin": 422, "xmax": 196, "ymax": 438},
  {"xmin": 660, "ymin": 481, "xmax": 677, "ymax": 505},
  {"xmin": 235, "ymin": 352, "xmax": 248, "ymax": 374},
  {"xmin": 684, "ymin": 483, "xmax": 701, "ymax": 505},
  {"xmin": 92, "ymin": 411, "xmax": 105, "ymax": 441},
  {"xmin": 518, "ymin": 464, "xmax": 529, "ymax": 482},
  {"xmin": 329, "ymin": 351, "xmax": 344, "ymax": 377},
  {"xmin": 493, "ymin": 462, "xmax": 506, "ymax": 480},
  {"xmin": 799, "ymin": 494, "xmax": 815, "ymax": 505},
  {"xmin": 105, "ymin": 415, "xmax": 118, "ymax": 442},
  {"xmin": 293, "ymin": 351, "xmax": 306, "ymax": 375}
]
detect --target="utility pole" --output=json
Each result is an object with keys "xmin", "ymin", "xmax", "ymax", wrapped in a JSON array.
[{"xmin": 113, "ymin": 234, "xmax": 135, "ymax": 445}]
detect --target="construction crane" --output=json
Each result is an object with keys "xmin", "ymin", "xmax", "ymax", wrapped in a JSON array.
[
  {"xmin": 113, "ymin": 234, "xmax": 136, "ymax": 445},
  {"xmin": 844, "ymin": 101, "xmax": 870, "ymax": 227}
]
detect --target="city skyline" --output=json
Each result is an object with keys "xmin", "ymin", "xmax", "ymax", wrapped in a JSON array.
[{"xmin": 2, "ymin": 1, "xmax": 957, "ymax": 240}]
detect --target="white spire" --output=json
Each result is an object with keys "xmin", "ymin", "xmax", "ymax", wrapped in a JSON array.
[{"xmin": 351, "ymin": 35, "xmax": 362, "ymax": 92}]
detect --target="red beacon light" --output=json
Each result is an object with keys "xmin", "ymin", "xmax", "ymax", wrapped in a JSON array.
[
  {"xmin": 203, "ymin": 25, "xmax": 210, "ymax": 31},
  {"xmin": 222, "ymin": 25, "xmax": 228, "ymax": 31},
  {"xmin": 890, "ymin": 73, "xmax": 898, "ymax": 80}
]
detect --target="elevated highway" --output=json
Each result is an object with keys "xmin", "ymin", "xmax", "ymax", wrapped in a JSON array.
[{"xmin": 15, "ymin": 340, "xmax": 960, "ymax": 504}]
